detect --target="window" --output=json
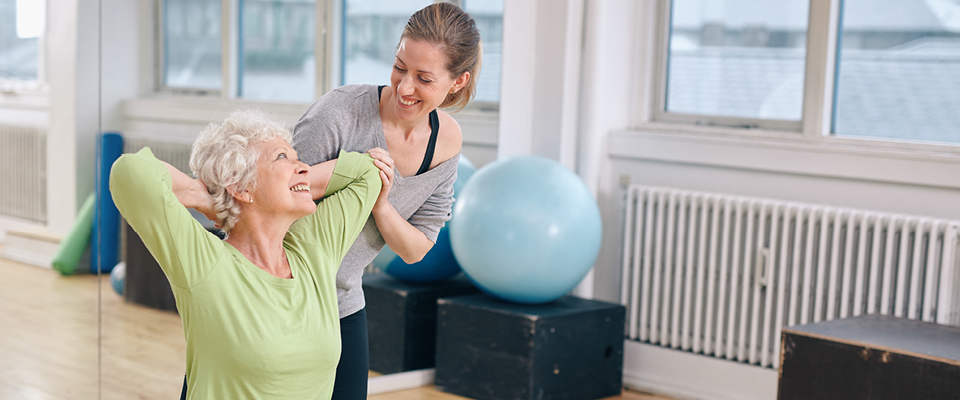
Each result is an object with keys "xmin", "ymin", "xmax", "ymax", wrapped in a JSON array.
[
  {"xmin": 162, "ymin": 0, "xmax": 221, "ymax": 92},
  {"xmin": 463, "ymin": 0, "xmax": 503, "ymax": 104},
  {"xmin": 341, "ymin": 0, "xmax": 432, "ymax": 87},
  {"xmin": 659, "ymin": 0, "xmax": 810, "ymax": 129},
  {"xmin": 656, "ymin": 0, "xmax": 960, "ymax": 148},
  {"xmin": 161, "ymin": 0, "xmax": 316, "ymax": 101},
  {"xmin": 160, "ymin": 0, "xmax": 503, "ymax": 107},
  {"xmin": 240, "ymin": 0, "xmax": 316, "ymax": 102},
  {"xmin": 832, "ymin": 0, "xmax": 960, "ymax": 145},
  {"xmin": 0, "ymin": 0, "xmax": 44, "ymax": 83}
]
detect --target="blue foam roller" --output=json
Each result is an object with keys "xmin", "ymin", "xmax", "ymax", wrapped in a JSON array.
[{"xmin": 92, "ymin": 132, "xmax": 124, "ymax": 274}]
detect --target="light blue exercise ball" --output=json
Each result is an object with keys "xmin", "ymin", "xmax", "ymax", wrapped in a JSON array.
[
  {"xmin": 378, "ymin": 156, "xmax": 477, "ymax": 283},
  {"xmin": 452, "ymin": 156, "xmax": 476, "ymax": 197},
  {"xmin": 110, "ymin": 261, "xmax": 126, "ymax": 296},
  {"xmin": 449, "ymin": 156, "xmax": 602, "ymax": 304}
]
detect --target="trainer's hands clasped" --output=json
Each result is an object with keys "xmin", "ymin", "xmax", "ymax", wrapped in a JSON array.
[{"xmin": 367, "ymin": 147, "xmax": 394, "ymax": 204}]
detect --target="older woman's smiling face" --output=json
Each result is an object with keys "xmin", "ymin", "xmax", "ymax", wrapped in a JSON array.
[{"xmin": 248, "ymin": 137, "xmax": 314, "ymax": 219}]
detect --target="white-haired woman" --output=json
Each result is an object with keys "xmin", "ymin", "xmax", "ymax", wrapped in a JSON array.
[{"xmin": 110, "ymin": 109, "xmax": 384, "ymax": 399}]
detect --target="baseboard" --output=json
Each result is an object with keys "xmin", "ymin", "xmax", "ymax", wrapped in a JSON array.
[
  {"xmin": 622, "ymin": 341, "xmax": 779, "ymax": 400},
  {"xmin": 0, "ymin": 228, "xmax": 61, "ymax": 269},
  {"xmin": 367, "ymin": 368, "xmax": 436, "ymax": 395},
  {"xmin": 0, "ymin": 214, "xmax": 45, "ymax": 243}
]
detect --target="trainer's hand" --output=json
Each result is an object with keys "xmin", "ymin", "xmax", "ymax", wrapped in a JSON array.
[{"xmin": 367, "ymin": 148, "xmax": 394, "ymax": 209}]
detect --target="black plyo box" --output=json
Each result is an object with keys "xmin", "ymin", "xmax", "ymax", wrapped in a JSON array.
[
  {"xmin": 435, "ymin": 294, "xmax": 625, "ymax": 400},
  {"xmin": 363, "ymin": 273, "xmax": 480, "ymax": 373},
  {"xmin": 779, "ymin": 314, "xmax": 960, "ymax": 400},
  {"xmin": 124, "ymin": 222, "xmax": 177, "ymax": 312}
]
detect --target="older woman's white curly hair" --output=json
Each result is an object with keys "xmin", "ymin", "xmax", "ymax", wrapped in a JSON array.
[{"xmin": 189, "ymin": 109, "xmax": 291, "ymax": 234}]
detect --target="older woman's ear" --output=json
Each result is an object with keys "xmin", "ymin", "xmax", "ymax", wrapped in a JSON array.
[{"xmin": 229, "ymin": 189, "xmax": 253, "ymax": 204}]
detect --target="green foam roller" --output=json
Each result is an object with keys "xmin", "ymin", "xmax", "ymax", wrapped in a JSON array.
[{"xmin": 52, "ymin": 194, "xmax": 96, "ymax": 276}]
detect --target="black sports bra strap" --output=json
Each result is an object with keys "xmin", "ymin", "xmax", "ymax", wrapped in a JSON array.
[
  {"xmin": 379, "ymin": 85, "xmax": 439, "ymax": 176},
  {"xmin": 416, "ymin": 110, "xmax": 440, "ymax": 175}
]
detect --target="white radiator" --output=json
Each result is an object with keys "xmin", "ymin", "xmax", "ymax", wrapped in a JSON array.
[
  {"xmin": 123, "ymin": 136, "xmax": 193, "ymax": 174},
  {"xmin": 620, "ymin": 185, "xmax": 960, "ymax": 369},
  {"xmin": 0, "ymin": 125, "xmax": 47, "ymax": 223}
]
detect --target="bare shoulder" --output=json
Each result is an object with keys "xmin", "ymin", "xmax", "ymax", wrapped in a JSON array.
[{"xmin": 434, "ymin": 110, "xmax": 463, "ymax": 166}]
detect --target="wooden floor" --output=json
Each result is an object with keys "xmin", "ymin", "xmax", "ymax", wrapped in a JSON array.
[{"xmin": 0, "ymin": 253, "xmax": 674, "ymax": 400}]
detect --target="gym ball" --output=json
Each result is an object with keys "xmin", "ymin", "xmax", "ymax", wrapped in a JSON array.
[
  {"xmin": 449, "ymin": 156, "xmax": 602, "ymax": 304},
  {"xmin": 111, "ymin": 261, "xmax": 126, "ymax": 296}
]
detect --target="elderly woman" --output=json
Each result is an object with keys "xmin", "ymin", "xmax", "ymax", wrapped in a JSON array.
[
  {"xmin": 291, "ymin": 4, "xmax": 483, "ymax": 398},
  {"xmin": 110, "ymin": 109, "xmax": 383, "ymax": 399}
]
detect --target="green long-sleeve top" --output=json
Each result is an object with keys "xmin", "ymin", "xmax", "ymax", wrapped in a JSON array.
[{"xmin": 110, "ymin": 147, "xmax": 381, "ymax": 399}]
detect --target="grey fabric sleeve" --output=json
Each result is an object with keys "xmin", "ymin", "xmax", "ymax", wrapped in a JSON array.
[
  {"xmin": 404, "ymin": 154, "xmax": 458, "ymax": 243},
  {"xmin": 292, "ymin": 88, "xmax": 352, "ymax": 167}
]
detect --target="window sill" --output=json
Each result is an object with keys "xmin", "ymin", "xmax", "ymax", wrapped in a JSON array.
[
  {"xmin": 123, "ymin": 96, "xmax": 310, "ymax": 126},
  {"xmin": 0, "ymin": 85, "xmax": 48, "ymax": 109},
  {"xmin": 123, "ymin": 95, "xmax": 500, "ymax": 146},
  {"xmin": 610, "ymin": 123, "xmax": 960, "ymax": 190},
  {"xmin": 0, "ymin": 86, "xmax": 49, "ymax": 128}
]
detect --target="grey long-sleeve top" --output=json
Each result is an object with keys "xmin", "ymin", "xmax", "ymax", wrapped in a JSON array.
[{"xmin": 292, "ymin": 84, "xmax": 458, "ymax": 318}]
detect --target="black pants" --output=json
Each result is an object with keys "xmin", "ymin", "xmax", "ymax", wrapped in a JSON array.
[
  {"xmin": 332, "ymin": 308, "xmax": 369, "ymax": 400},
  {"xmin": 179, "ymin": 308, "xmax": 369, "ymax": 400}
]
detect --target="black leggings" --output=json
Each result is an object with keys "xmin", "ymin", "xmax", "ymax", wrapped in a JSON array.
[
  {"xmin": 332, "ymin": 308, "xmax": 369, "ymax": 400},
  {"xmin": 178, "ymin": 308, "xmax": 368, "ymax": 400}
]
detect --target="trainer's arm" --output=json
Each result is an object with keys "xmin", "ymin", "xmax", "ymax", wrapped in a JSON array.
[{"xmin": 373, "ymin": 203, "xmax": 435, "ymax": 264}]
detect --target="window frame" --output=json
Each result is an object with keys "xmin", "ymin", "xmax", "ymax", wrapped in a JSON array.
[
  {"xmin": 154, "ymin": 0, "xmax": 500, "ymax": 113},
  {"xmin": 155, "ymin": 0, "xmax": 333, "ymax": 99},
  {"xmin": 649, "ymin": 0, "xmax": 960, "ymax": 156},
  {"xmin": 651, "ymin": 0, "xmax": 806, "ymax": 132}
]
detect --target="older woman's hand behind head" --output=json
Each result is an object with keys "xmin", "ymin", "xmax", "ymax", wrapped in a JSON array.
[
  {"xmin": 162, "ymin": 161, "xmax": 222, "ymax": 227},
  {"xmin": 193, "ymin": 178, "xmax": 220, "ymax": 225}
]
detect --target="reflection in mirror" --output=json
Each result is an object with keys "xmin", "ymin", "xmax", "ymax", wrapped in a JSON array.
[
  {"xmin": 1, "ymin": 250, "xmax": 100, "ymax": 399},
  {"xmin": 0, "ymin": 0, "xmax": 100, "ymax": 398}
]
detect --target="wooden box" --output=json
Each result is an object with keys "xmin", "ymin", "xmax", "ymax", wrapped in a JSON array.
[
  {"xmin": 779, "ymin": 314, "xmax": 960, "ymax": 400},
  {"xmin": 363, "ymin": 273, "xmax": 480, "ymax": 373},
  {"xmin": 435, "ymin": 294, "xmax": 625, "ymax": 400},
  {"xmin": 124, "ymin": 222, "xmax": 178, "ymax": 312}
]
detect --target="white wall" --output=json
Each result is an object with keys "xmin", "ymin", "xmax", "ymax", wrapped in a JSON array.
[
  {"xmin": 10, "ymin": 0, "xmax": 141, "ymax": 235},
  {"xmin": 45, "ymin": 0, "xmax": 94, "ymax": 234}
]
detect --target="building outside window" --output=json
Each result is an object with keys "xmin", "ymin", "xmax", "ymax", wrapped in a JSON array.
[
  {"xmin": 162, "ymin": 0, "xmax": 221, "ymax": 92},
  {"xmin": 659, "ymin": 0, "xmax": 960, "ymax": 146},
  {"xmin": 833, "ymin": 0, "xmax": 960, "ymax": 144},
  {"xmin": 160, "ymin": 0, "xmax": 503, "ymax": 108},
  {"xmin": 664, "ymin": 0, "xmax": 810, "ymax": 124},
  {"xmin": 0, "ymin": 0, "xmax": 43, "ymax": 83}
]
